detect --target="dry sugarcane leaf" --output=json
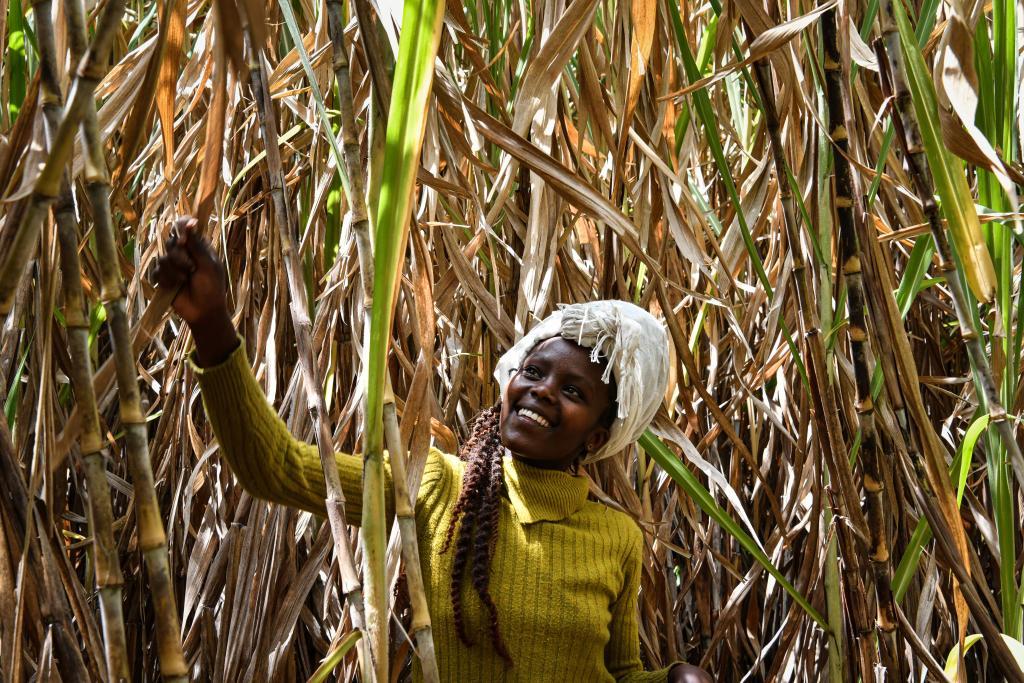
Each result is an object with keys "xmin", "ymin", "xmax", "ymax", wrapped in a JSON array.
[
  {"xmin": 664, "ymin": 1, "xmax": 836, "ymax": 101},
  {"xmin": 847, "ymin": 18, "xmax": 878, "ymax": 72},
  {"xmin": 623, "ymin": 0, "xmax": 656, "ymax": 133},
  {"xmin": 435, "ymin": 71, "xmax": 658, "ymax": 277},
  {"xmin": 195, "ymin": 4, "xmax": 229, "ymax": 226},
  {"xmin": 0, "ymin": 72, "xmax": 40, "ymax": 198},
  {"xmin": 213, "ymin": 0, "xmax": 246, "ymax": 75},
  {"xmin": 748, "ymin": 1, "xmax": 839, "ymax": 56},
  {"xmin": 112, "ymin": 0, "xmax": 184, "ymax": 190},
  {"xmin": 935, "ymin": 14, "xmax": 1020, "ymax": 204},
  {"xmin": 156, "ymin": 0, "xmax": 187, "ymax": 182},
  {"xmin": 510, "ymin": 0, "xmax": 599, "ymax": 139}
]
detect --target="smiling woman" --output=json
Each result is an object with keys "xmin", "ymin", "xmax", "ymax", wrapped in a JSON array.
[
  {"xmin": 500, "ymin": 337, "xmax": 616, "ymax": 468},
  {"xmin": 153, "ymin": 220, "xmax": 712, "ymax": 683}
]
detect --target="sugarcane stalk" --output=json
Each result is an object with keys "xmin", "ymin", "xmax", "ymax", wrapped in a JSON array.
[
  {"xmin": 822, "ymin": 9, "xmax": 903, "ymax": 679},
  {"xmin": 382, "ymin": 394, "xmax": 438, "ymax": 678},
  {"xmin": 33, "ymin": 1, "xmax": 131, "ymax": 679},
  {"xmin": 0, "ymin": 0, "xmax": 126, "ymax": 314},
  {"xmin": 325, "ymin": 4, "xmax": 438, "ymax": 680},
  {"xmin": 237, "ymin": 8, "xmax": 375, "ymax": 679},
  {"xmin": 63, "ymin": 0, "xmax": 189, "ymax": 679},
  {"xmin": 746, "ymin": 53, "xmax": 878, "ymax": 677},
  {"xmin": 877, "ymin": 0, "xmax": 1024, "ymax": 497},
  {"xmin": 871, "ymin": 15, "xmax": 1024, "ymax": 677}
]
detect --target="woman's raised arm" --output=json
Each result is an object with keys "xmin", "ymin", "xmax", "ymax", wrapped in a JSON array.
[{"xmin": 154, "ymin": 217, "xmax": 391, "ymax": 520}]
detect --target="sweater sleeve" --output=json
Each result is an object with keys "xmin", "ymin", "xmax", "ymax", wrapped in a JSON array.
[
  {"xmin": 606, "ymin": 525, "xmax": 675, "ymax": 683},
  {"xmin": 192, "ymin": 340, "xmax": 393, "ymax": 522}
]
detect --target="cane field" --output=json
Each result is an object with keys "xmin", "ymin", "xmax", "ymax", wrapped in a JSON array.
[{"xmin": 0, "ymin": 0, "xmax": 1023, "ymax": 680}]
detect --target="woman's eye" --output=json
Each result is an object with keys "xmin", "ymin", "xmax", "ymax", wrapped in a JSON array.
[
  {"xmin": 565, "ymin": 386, "xmax": 583, "ymax": 399},
  {"xmin": 523, "ymin": 366, "xmax": 540, "ymax": 378}
]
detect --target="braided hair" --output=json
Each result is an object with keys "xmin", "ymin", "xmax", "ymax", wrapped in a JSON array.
[{"xmin": 441, "ymin": 404, "xmax": 511, "ymax": 664}]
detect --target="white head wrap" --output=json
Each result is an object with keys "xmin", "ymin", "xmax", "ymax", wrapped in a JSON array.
[{"xmin": 494, "ymin": 300, "xmax": 669, "ymax": 464}]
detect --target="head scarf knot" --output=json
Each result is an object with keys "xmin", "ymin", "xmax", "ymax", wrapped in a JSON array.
[{"xmin": 494, "ymin": 300, "xmax": 669, "ymax": 464}]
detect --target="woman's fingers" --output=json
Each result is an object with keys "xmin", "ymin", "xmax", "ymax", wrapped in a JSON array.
[
  {"xmin": 166, "ymin": 245, "xmax": 197, "ymax": 274},
  {"xmin": 150, "ymin": 261, "xmax": 181, "ymax": 290},
  {"xmin": 176, "ymin": 216, "xmax": 221, "ymax": 275}
]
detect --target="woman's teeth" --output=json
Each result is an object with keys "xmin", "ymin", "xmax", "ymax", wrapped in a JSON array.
[{"xmin": 517, "ymin": 408, "xmax": 550, "ymax": 427}]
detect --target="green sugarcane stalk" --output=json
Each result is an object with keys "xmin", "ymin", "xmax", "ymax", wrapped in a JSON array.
[
  {"xmin": 63, "ymin": 0, "xmax": 189, "ymax": 678},
  {"xmin": 359, "ymin": 0, "xmax": 446, "ymax": 673},
  {"xmin": 0, "ymin": 0, "xmax": 127, "ymax": 314},
  {"xmin": 237, "ymin": 7, "xmax": 375, "ymax": 680},
  {"xmin": 877, "ymin": 0, "xmax": 1024, "ymax": 503},
  {"xmin": 872, "ymin": 10, "xmax": 1024, "ymax": 676},
  {"xmin": 325, "ymin": 4, "xmax": 439, "ymax": 680},
  {"xmin": 822, "ymin": 9, "xmax": 903, "ymax": 679},
  {"xmin": 33, "ymin": 1, "xmax": 130, "ymax": 679},
  {"xmin": 746, "ymin": 53, "xmax": 878, "ymax": 678}
]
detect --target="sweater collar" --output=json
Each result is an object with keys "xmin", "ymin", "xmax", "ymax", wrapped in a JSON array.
[{"xmin": 503, "ymin": 456, "xmax": 589, "ymax": 524}]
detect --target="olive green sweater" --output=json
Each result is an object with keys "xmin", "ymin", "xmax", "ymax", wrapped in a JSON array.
[{"xmin": 194, "ymin": 342, "xmax": 674, "ymax": 682}]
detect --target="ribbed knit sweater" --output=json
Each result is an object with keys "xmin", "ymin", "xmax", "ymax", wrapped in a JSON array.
[{"xmin": 194, "ymin": 342, "xmax": 674, "ymax": 682}]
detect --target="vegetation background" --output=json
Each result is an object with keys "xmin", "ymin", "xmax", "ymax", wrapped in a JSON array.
[{"xmin": 0, "ymin": 0, "xmax": 1022, "ymax": 680}]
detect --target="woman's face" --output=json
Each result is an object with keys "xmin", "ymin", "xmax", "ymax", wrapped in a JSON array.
[{"xmin": 499, "ymin": 337, "xmax": 614, "ymax": 469}]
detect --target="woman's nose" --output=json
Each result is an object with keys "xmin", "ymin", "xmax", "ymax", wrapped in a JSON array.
[{"xmin": 529, "ymin": 379, "xmax": 556, "ymax": 402}]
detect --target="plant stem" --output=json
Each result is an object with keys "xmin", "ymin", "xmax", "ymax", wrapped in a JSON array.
[
  {"xmin": 238, "ymin": 7, "xmax": 375, "ymax": 680},
  {"xmin": 747, "ymin": 49, "xmax": 877, "ymax": 677},
  {"xmin": 34, "ymin": 0, "xmax": 130, "ymax": 678},
  {"xmin": 325, "ymin": 3, "xmax": 439, "ymax": 680},
  {"xmin": 0, "ymin": 0, "xmax": 127, "ymax": 314},
  {"xmin": 823, "ymin": 8, "xmax": 902, "ymax": 678},
  {"xmin": 64, "ymin": 0, "xmax": 189, "ymax": 678},
  {"xmin": 878, "ymin": 0, "xmax": 1024, "ymax": 501}
]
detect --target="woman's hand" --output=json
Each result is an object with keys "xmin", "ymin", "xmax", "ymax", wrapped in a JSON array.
[
  {"xmin": 668, "ymin": 662, "xmax": 714, "ymax": 683},
  {"xmin": 151, "ymin": 216, "xmax": 238, "ymax": 366}
]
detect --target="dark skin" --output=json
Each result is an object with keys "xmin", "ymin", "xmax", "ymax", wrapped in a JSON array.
[
  {"xmin": 154, "ymin": 216, "xmax": 713, "ymax": 683},
  {"xmin": 501, "ymin": 337, "xmax": 613, "ymax": 470}
]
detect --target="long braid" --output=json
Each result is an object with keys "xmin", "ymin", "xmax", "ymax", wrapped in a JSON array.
[{"xmin": 442, "ymin": 404, "xmax": 512, "ymax": 664}]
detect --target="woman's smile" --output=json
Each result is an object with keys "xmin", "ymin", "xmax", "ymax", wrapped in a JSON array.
[
  {"xmin": 513, "ymin": 406, "xmax": 553, "ymax": 428},
  {"xmin": 499, "ymin": 337, "xmax": 614, "ymax": 468}
]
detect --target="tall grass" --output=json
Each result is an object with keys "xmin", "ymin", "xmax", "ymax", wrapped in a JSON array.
[{"xmin": 0, "ymin": 0, "xmax": 1022, "ymax": 680}]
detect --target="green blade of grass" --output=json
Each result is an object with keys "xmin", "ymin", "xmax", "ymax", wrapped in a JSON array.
[
  {"xmin": 306, "ymin": 631, "xmax": 363, "ymax": 683},
  {"xmin": 362, "ymin": 0, "xmax": 446, "ymax": 677},
  {"xmin": 891, "ymin": 0, "xmax": 997, "ymax": 302},
  {"xmin": 639, "ymin": 431, "xmax": 829, "ymax": 629}
]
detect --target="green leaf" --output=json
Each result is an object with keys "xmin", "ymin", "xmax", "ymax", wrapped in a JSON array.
[
  {"xmin": 366, "ymin": 0, "xmax": 446, "ymax": 450},
  {"xmin": 893, "ymin": 413, "xmax": 989, "ymax": 601},
  {"xmin": 944, "ymin": 633, "xmax": 1024, "ymax": 681},
  {"xmin": 959, "ymin": 414, "xmax": 990, "ymax": 504},
  {"xmin": 306, "ymin": 631, "xmax": 363, "ymax": 683},
  {"xmin": 639, "ymin": 432, "xmax": 829, "ymax": 630},
  {"xmin": 890, "ymin": 0, "xmax": 997, "ymax": 302}
]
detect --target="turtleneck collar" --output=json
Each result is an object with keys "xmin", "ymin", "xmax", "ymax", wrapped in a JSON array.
[{"xmin": 503, "ymin": 455, "xmax": 589, "ymax": 524}]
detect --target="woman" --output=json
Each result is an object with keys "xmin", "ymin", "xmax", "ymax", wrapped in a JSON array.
[{"xmin": 155, "ymin": 217, "xmax": 712, "ymax": 682}]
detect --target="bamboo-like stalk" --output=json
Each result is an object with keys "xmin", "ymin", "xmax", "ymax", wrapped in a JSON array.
[
  {"xmin": 873, "ymin": 10, "xmax": 1024, "ymax": 678},
  {"xmin": 63, "ymin": 0, "xmax": 189, "ymax": 679},
  {"xmin": 877, "ymin": 0, "xmax": 1024, "ymax": 495},
  {"xmin": 325, "ymin": 4, "xmax": 439, "ymax": 680},
  {"xmin": 382, "ymin": 395, "xmax": 439, "ymax": 678},
  {"xmin": 822, "ymin": 10, "xmax": 902, "ymax": 679},
  {"xmin": 0, "ymin": 0, "xmax": 127, "ymax": 314},
  {"xmin": 746, "ymin": 54, "xmax": 878, "ymax": 678},
  {"xmin": 237, "ymin": 8, "xmax": 375, "ymax": 680},
  {"xmin": 33, "ymin": 1, "xmax": 130, "ymax": 679}
]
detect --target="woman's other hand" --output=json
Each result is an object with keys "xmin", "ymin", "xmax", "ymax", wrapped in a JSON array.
[
  {"xmin": 151, "ymin": 216, "xmax": 237, "ymax": 366},
  {"xmin": 668, "ymin": 662, "xmax": 714, "ymax": 683}
]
